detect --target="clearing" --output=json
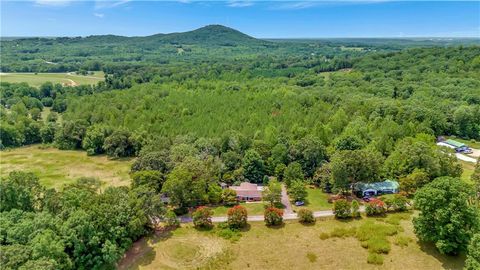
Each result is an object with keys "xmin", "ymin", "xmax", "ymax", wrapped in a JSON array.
[
  {"xmin": 292, "ymin": 187, "xmax": 332, "ymax": 212},
  {"xmin": 0, "ymin": 72, "xmax": 104, "ymax": 87},
  {"xmin": 118, "ymin": 213, "xmax": 465, "ymax": 270},
  {"xmin": 0, "ymin": 145, "xmax": 132, "ymax": 189}
]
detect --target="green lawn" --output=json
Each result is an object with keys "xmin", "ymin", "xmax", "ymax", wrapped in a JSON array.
[
  {"xmin": 0, "ymin": 72, "xmax": 104, "ymax": 87},
  {"xmin": 460, "ymin": 160, "xmax": 475, "ymax": 184},
  {"xmin": 118, "ymin": 213, "xmax": 465, "ymax": 270},
  {"xmin": 293, "ymin": 187, "xmax": 332, "ymax": 212},
  {"xmin": 211, "ymin": 202, "xmax": 266, "ymax": 216},
  {"xmin": 0, "ymin": 144, "xmax": 132, "ymax": 189}
]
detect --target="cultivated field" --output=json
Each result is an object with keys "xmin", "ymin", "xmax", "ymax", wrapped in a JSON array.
[
  {"xmin": 0, "ymin": 72, "xmax": 104, "ymax": 87},
  {"xmin": 0, "ymin": 145, "xmax": 132, "ymax": 189},
  {"xmin": 118, "ymin": 213, "xmax": 465, "ymax": 270}
]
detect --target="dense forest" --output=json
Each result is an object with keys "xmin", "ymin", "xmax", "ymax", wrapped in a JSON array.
[{"xmin": 1, "ymin": 25, "xmax": 479, "ymax": 269}]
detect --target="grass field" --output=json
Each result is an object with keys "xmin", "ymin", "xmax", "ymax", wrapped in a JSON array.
[
  {"xmin": 293, "ymin": 187, "xmax": 332, "ymax": 212},
  {"xmin": 0, "ymin": 72, "xmax": 104, "ymax": 87},
  {"xmin": 460, "ymin": 160, "xmax": 475, "ymax": 184},
  {"xmin": 211, "ymin": 202, "xmax": 266, "ymax": 216},
  {"xmin": 0, "ymin": 145, "xmax": 132, "ymax": 189},
  {"xmin": 119, "ymin": 213, "xmax": 465, "ymax": 270}
]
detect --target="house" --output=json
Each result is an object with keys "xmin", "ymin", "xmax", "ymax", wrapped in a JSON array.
[
  {"xmin": 437, "ymin": 139, "xmax": 472, "ymax": 153},
  {"xmin": 353, "ymin": 180, "xmax": 399, "ymax": 197},
  {"xmin": 229, "ymin": 182, "xmax": 262, "ymax": 202}
]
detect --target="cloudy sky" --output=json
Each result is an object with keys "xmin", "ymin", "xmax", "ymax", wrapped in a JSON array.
[{"xmin": 1, "ymin": 1, "xmax": 479, "ymax": 38}]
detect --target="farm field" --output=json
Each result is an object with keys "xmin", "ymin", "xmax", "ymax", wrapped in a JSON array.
[
  {"xmin": 0, "ymin": 71, "xmax": 104, "ymax": 87},
  {"xmin": 0, "ymin": 144, "xmax": 132, "ymax": 189},
  {"xmin": 118, "ymin": 213, "xmax": 465, "ymax": 270}
]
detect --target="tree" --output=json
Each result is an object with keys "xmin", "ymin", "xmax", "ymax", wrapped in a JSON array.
[
  {"xmin": 262, "ymin": 179, "xmax": 282, "ymax": 206},
  {"xmin": 399, "ymin": 168, "xmax": 430, "ymax": 195},
  {"xmin": 0, "ymin": 171, "xmax": 44, "ymax": 212},
  {"xmin": 227, "ymin": 205, "xmax": 248, "ymax": 229},
  {"xmin": 289, "ymin": 180, "xmax": 307, "ymax": 202},
  {"xmin": 351, "ymin": 200, "xmax": 360, "ymax": 218},
  {"xmin": 297, "ymin": 208, "xmax": 314, "ymax": 224},
  {"xmin": 333, "ymin": 199, "xmax": 351, "ymax": 219},
  {"xmin": 131, "ymin": 151, "xmax": 170, "ymax": 173},
  {"xmin": 284, "ymin": 162, "xmax": 304, "ymax": 187},
  {"xmin": 413, "ymin": 177, "xmax": 479, "ymax": 255},
  {"xmin": 207, "ymin": 184, "xmax": 222, "ymax": 204},
  {"xmin": 465, "ymin": 234, "xmax": 480, "ymax": 270},
  {"xmin": 131, "ymin": 170, "xmax": 164, "ymax": 193},
  {"xmin": 55, "ymin": 120, "xmax": 88, "ymax": 150},
  {"xmin": 288, "ymin": 136, "xmax": 327, "ymax": 177},
  {"xmin": 103, "ymin": 130, "xmax": 135, "ymax": 157},
  {"xmin": 192, "ymin": 206, "xmax": 213, "ymax": 229},
  {"xmin": 40, "ymin": 123, "xmax": 56, "ymax": 144},
  {"xmin": 164, "ymin": 210, "xmax": 179, "ymax": 228},
  {"xmin": 82, "ymin": 125, "xmax": 111, "ymax": 155},
  {"xmin": 264, "ymin": 207, "xmax": 283, "ymax": 226},
  {"xmin": 472, "ymin": 159, "xmax": 480, "ymax": 204},
  {"xmin": 29, "ymin": 108, "xmax": 42, "ymax": 121},
  {"xmin": 221, "ymin": 189, "xmax": 238, "ymax": 206},
  {"xmin": 242, "ymin": 149, "xmax": 265, "ymax": 183}
]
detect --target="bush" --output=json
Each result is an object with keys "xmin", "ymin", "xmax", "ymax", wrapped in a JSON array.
[
  {"xmin": 365, "ymin": 198, "xmax": 386, "ymax": 216},
  {"xmin": 227, "ymin": 205, "xmax": 248, "ymax": 229},
  {"xmin": 221, "ymin": 189, "xmax": 238, "ymax": 206},
  {"xmin": 351, "ymin": 200, "xmax": 360, "ymax": 218},
  {"xmin": 192, "ymin": 206, "xmax": 213, "ymax": 229},
  {"xmin": 164, "ymin": 210, "xmax": 179, "ymax": 227},
  {"xmin": 306, "ymin": 252, "xmax": 317, "ymax": 263},
  {"xmin": 381, "ymin": 194, "xmax": 408, "ymax": 212},
  {"xmin": 297, "ymin": 208, "xmax": 315, "ymax": 224},
  {"xmin": 394, "ymin": 235, "xmax": 412, "ymax": 247},
  {"xmin": 333, "ymin": 199, "xmax": 351, "ymax": 219},
  {"xmin": 319, "ymin": 232, "xmax": 329, "ymax": 240},
  {"xmin": 465, "ymin": 234, "xmax": 480, "ymax": 270},
  {"xmin": 264, "ymin": 207, "xmax": 283, "ymax": 226},
  {"xmin": 367, "ymin": 252, "xmax": 384, "ymax": 265}
]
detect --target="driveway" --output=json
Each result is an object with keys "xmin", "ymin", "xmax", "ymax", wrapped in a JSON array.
[{"xmin": 281, "ymin": 184, "xmax": 293, "ymax": 215}]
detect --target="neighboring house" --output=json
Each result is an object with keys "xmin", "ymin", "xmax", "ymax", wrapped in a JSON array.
[
  {"xmin": 353, "ymin": 180, "xmax": 399, "ymax": 197},
  {"xmin": 437, "ymin": 139, "xmax": 472, "ymax": 153},
  {"xmin": 229, "ymin": 182, "xmax": 262, "ymax": 201}
]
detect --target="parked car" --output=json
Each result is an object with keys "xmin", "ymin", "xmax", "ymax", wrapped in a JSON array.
[
  {"xmin": 362, "ymin": 196, "xmax": 372, "ymax": 202},
  {"xmin": 295, "ymin": 201, "xmax": 305, "ymax": 206}
]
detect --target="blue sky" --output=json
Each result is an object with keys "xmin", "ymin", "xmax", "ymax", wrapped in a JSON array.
[{"xmin": 1, "ymin": 1, "xmax": 479, "ymax": 38}]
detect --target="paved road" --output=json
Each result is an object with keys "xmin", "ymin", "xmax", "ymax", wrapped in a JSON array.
[
  {"xmin": 456, "ymin": 153, "xmax": 478, "ymax": 163},
  {"xmin": 180, "ymin": 207, "xmax": 366, "ymax": 223},
  {"xmin": 281, "ymin": 184, "xmax": 293, "ymax": 215}
]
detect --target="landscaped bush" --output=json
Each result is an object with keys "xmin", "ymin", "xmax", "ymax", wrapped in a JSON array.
[
  {"xmin": 380, "ymin": 194, "xmax": 408, "ymax": 212},
  {"xmin": 333, "ymin": 199, "xmax": 351, "ymax": 219},
  {"xmin": 264, "ymin": 207, "xmax": 283, "ymax": 226},
  {"xmin": 365, "ymin": 198, "xmax": 386, "ymax": 216},
  {"xmin": 192, "ymin": 206, "xmax": 213, "ymax": 229},
  {"xmin": 227, "ymin": 205, "xmax": 248, "ymax": 229},
  {"xmin": 164, "ymin": 209, "xmax": 180, "ymax": 227},
  {"xmin": 351, "ymin": 200, "xmax": 361, "ymax": 218},
  {"xmin": 297, "ymin": 208, "xmax": 315, "ymax": 224}
]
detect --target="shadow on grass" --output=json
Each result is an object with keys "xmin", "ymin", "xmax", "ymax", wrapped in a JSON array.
[
  {"xmin": 418, "ymin": 241, "xmax": 466, "ymax": 270},
  {"xmin": 266, "ymin": 223, "xmax": 286, "ymax": 229},
  {"xmin": 239, "ymin": 223, "xmax": 252, "ymax": 232}
]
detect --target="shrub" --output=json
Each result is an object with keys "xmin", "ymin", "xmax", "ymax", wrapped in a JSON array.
[
  {"xmin": 221, "ymin": 189, "xmax": 238, "ymax": 206},
  {"xmin": 264, "ymin": 207, "xmax": 283, "ymax": 226},
  {"xmin": 333, "ymin": 199, "xmax": 351, "ymax": 219},
  {"xmin": 381, "ymin": 194, "xmax": 408, "ymax": 212},
  {"xmin": 192, "ymin": 206, "xmax": 213, "ymax": 229},
  {"xmin": 164, "ymin": 210, "xmax": 179, "ymax": 227},
  {"xmin": 367, "ymin": 252, "xmax": 383, "ymax": 265},
  {"xmin": 319, "ymin": 232, "xmax": 329, "ymax": 240},
  {"xmin": 227, "ymin": 205, "xmax": 248, "ymax": 229},
  {"xmin": 216, "ymin": 222, "xmax": 242, "ymax": 242},
  {"xmin": 365, "ymin": 198, "xmax": 386, "ymax": 216},
  {"xmin": 297, "ymin": 208, "xmax": 315, "ymax": 224},
  {"xmin": 306, "ymin": 252, "xmax": 317, "ymax": 263},
  {"xmin": 329, "ymin": 226, "xmax": 357, "ymax": 238},
  {"xmin": 351, "ymin": 200, "xmax": 360, "ymax": 218},
  {"xmin": 465, "ymin": 234, "xmax": 480, "ymax": 270},
  {"xmin": 394, "ymin": 235, "xmax": 412, "ymax": 247}
]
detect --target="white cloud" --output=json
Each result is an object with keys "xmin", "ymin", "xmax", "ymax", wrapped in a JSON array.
[
  {"xmin": 94, "ymin": 0, "xmax": 131, "ymax": 10},
  {"xmin": 228, "ymin": 1, "xmax": 254, "ymax": 8},
  {"xmin": 35, "ymin": 0, "xmax": 73, "ymax": 6},
  {"xmin": 94, "ymin": 12, "xmax": 105, "ymax": 18}
]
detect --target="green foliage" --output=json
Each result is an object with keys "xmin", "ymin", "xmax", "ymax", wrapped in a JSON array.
[
  {"xmin": 82, "ymin": 125, "xmax": 111, "ymax": 155},
  {"xmin": 306, "ymin": 252, "xmax": 317, "ymax": 263},
  {"xmin": 413, "ymin": 177, "xmax": 480, "ymax": 255},
  {"xmin": 399, "ymin": 168, "xmax": 430, "ymax": 195},
  {"xmin": 207, "ymin": 184, "xmax": 223, "ymax": 204},
  {"xmin": 333, "ymin": 199, "xmax": 351, "ymax": 219},
  {"xmin": 192, "ymin": 206, "xmax": 213, "ymax": 229},
  {"xmin": 262, "ymin": 179, "xmax": 282, "ymax": 206},
  {"xmin": 164, "ymin": 210, "xmax": 180, "ymax": 228},
  {"xmin": 242, "ymin": 149, "xmax": 265, "ymax": 183},
  {"xmin": 221, "ymin": 189, "xmax": 238, "ymax": 206},
  {"xmin": 284, "ymin": 162, "xmax": 304, "ymax": 187},
  {"xmin": 365, "ymin": 199, "xmax": 386, "ymax": 216},
  {"xmin": 264, "ymin": 207, "xmax": 283, "ymax": 226},
  {"xmin": 103, "ymin": 129, "xmax": 137, "ymax": 157},
  {"xmin": 351, "ymin": 200, "xmax": 361, "ymax": 218},
  {"xmin": 131, "ymin": 170, "xmax": 164, "ymax": 193},
  {"xmin": 465, "ymin": 234, "xmax": 480, "ymax": 270},
  {"xmin": 297, "ymin": 208, "xmax": 315, "ymax": 224},
  {"xmin": 367, "ymin": 252, "xmax": 383, "ymax": 265},
  {"xmin": 380, "ymin": 194, "xmax": 408, "ymax": 212},
  {"xmin": 289, "ymin": 180, "xmax": 307, "ymax": 202}
]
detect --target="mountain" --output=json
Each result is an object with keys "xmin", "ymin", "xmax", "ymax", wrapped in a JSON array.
[{"xmin": 141, "ymin": 25, "xmax": 266, "ymax": 46}]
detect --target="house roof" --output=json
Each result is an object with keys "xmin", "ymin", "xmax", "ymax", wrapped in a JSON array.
[
  {"xmin": 230, "ymin": 182, "xmax": 262, "ymax": 198},
  {"xmin": 445, "ymin": 139, "xmax": 466, "ymax": 148},
  {"xmin": 353, "ymin": 180, "xmax": 399, "ymax": 192}
]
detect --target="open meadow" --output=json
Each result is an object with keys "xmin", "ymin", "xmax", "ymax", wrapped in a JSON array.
[
  {"xmin": 118, "ymin": 213, "xmax": 465, "ymax": 270},
  {"xmin": 0, "ymin": 72, "xmax": 104, "ymax": 87},
  {"xmin": 0, "ymin": 144, "xmax": 132, "ymax": 189}
]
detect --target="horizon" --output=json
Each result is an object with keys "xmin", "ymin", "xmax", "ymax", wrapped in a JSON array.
[{"xmin": 1, "ymin": 1, "xmax": 479, "ymax": 38}]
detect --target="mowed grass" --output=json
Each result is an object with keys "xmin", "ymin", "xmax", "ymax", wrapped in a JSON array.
[
  {"xmin": 0, "ymin": 145, "xmax": 132, "ymax": 189},
  {"xmin": 460, "ymin": 160, "xmax": 475, "ymax": 184},
  {"xmin": 211, "ymin": 202, "xmax": 266, "ymax": 216},
  {"xmin": 0, "ymin": 72, "xmax": 104, "ymax": 87},
  {"xmin": 293, "ymin": 187, "xmax": 332, "ymax": 212},
  {"xmin": 119, "ymin": 213, "xmax": 465, "ymax": 270}
]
